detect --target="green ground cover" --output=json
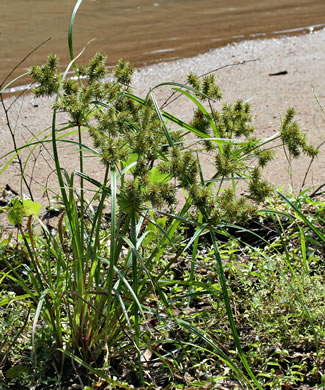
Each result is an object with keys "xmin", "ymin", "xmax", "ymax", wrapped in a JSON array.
[{"xmin": 0, "ymin": 1, "xmax": 324, "ymax": 388}]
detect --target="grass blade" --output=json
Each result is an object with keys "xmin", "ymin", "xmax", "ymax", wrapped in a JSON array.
[
  {"xmin": 278, "ymin": 192, "xmax": 325, "ymax": 243},
  {"xmin": 68, "ymin": 0, "xmax": 84, "ymax": 61},
  {"xmin": 149, "ymin": 91, "xmax": 174, "ymax": 147},
  {"xmin": 209, "ymin": 231, "xmax": 263, "ymax": 389}
]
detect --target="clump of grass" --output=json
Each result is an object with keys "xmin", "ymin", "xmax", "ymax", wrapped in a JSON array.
[{"xmin": 0, "ymin": 0, "xmax": 323, "ymax": 388}]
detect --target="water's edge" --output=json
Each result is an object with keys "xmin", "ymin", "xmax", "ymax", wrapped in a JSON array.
[{"xmin": 1, "ymin": 0, "xmax": 325, "ymax": 92}]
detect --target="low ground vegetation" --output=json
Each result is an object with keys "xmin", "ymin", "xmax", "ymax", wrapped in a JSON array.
[{"xmin": 0, "ymin": 1, "xmax": 324, "ymax": 388}]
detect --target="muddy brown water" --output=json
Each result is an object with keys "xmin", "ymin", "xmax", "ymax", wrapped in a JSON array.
[{"xmin": 1, "ymin": 0, "xmax": 325, "ymax": 91}]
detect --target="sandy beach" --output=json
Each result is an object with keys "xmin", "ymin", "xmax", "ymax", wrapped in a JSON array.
[{"xmin": 1, "ymin": 29, "xmax": 325, "ymax": 205}]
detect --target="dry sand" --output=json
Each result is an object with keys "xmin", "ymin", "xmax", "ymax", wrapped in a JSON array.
[{"xmin": 1, "ymin": 30, "xmax": 325, "ymax": 206}]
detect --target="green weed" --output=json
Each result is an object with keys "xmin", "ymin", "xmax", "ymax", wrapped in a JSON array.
[{"xmin": 0, "ymin": 0, "xmax": 323, "ymax": 388}]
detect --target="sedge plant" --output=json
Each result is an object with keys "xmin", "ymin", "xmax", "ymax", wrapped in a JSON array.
[{"xmin": 0, "ymin": 0, "xmax": 320, "ymax": 387}]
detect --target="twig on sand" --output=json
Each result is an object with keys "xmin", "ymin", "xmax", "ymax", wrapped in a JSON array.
[
  {"xmin": 160, "ymin": 58, "xmax": 260, "ymax": 110},
  {"xmin": 0, "ymin": 37, "xmax": 51, "ymax": 90},
  {"xmin": 0, "ymin": 38, "xmax": 52, "ymax": 200}
]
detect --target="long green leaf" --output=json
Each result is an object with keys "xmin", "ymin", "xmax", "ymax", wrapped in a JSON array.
[
  {"xmin": 174, "ymin": 88, "xmax": 221, "ymax": 141},
  {"xmin": 106, "ymin": 165, "xmax": 117, "ymax": 315},
  {"xmin": 124, "ymin": 91, "xmax": 212, "ymax": 139},
  {"xmin": 150, "ymin": 91, "xmax": 174, "ymax": 147},
  {"xmin": 68, "ymin": 0, "xmax": 84, "ymax": 61},
  {"xmin": 32, "ymin": 290, "xmax": 49, "ymax": 367},
  {"xmin": 0, "ymin": 293, "xmax": 32, "ymax": 306},
  {"xmin": 176, "ymin": 318, "xmax": 253, "ymax": 387},
  {"xmin": 0, "ymin": 72, "xmax": 30, "ymax": 94},
  {"xmin": 278, "ymin": 192, "xmax": 325, "ymax": 243},
  {"xmin": 58, "ymin": 349, "xmax": 132, "ymax": 389},
  {"xmin": 149, "ymin": 81, "xmax": 210, "ymax": 100},
  {"xmin": 210, "ymin": 231, "xmax": 263, "ymax": 389}
]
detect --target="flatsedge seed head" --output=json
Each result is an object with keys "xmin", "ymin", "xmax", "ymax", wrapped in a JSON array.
[
  {"xmin": 87, "ymin": 51, "xmax": 108, "ymax": 83},
  {"xmin": 251, "ymin": 167, "xmax": 261, "ymax": 181},
  {"xmin": 47, "ymin": 54, "xmax": 59, "ymax": 71},
  {"xmin": 187, "ymin": 73, "xmax": 201, "ymax": 90},
  {"xmin": 285, "ymin": 107, "xmax": 296, "ymax": 122},
  {"xmin": 234, "ymin": 100, "xmax": 243, "ymax": 112},
  {"xmin": 208, "ymin": 84, "xmax": 222, "ymax": 100},
  {"xmin": 77, "ymin": 65, "xmax": 87, "ymax": 76},
  {"xmin": 201, "ymin": 74, "xmax": 222, "ymax": 100},
  {"xmin": 63, "ymin": 79, "xmax": 79, "ymax": 95},
  {"xmin": 171, "ymin": 147, "xmax": 180, "ymax": 158},
  {"xmin": 113, "ymin": 58, "xmax": 134, "ymax": 85},
  {"xmin": 248, "ymin": 167, "xmax": 273, "ymax": 203},
  {"xmin": 257, "ymin": 149, "xmax": 275, "ymax": 168},
  {"xmin": 29, "ymin": 65, "xmax": 42, "ymax": 80},
  {"xmin": 303, "ymin": 145, "xmax": 319, "ymax": 158}
]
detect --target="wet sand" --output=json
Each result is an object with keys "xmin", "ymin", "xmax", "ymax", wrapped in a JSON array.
[{"xmin": 1, "ymin": 30, "xmax": 325, "ymax": 205}]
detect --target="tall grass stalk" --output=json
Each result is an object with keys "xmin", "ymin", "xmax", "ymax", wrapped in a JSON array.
[{"xmin": 0, "ymin": 0, "xmax": 321, "ymax": 386}]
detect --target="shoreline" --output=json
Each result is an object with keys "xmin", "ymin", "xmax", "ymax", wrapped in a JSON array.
[
  {"xmin": 2, "ymin": 23, "xmax": 325, "ymax": 96},
  {"xmin": 3, "ymin": 0, "xmax": 325, "ymax": 89},
  {"xmin": 1, "ymin": 30, "xmax": 325, "ymax": 201}
]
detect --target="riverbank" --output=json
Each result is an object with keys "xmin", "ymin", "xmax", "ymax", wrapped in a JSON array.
[
  {"xmin": 2, "ymin": 0, "xmax": 325, "ymax": 86},
  {"xmin": 1, "ymin": 29, "xmax": 325, "ymax": 202}
]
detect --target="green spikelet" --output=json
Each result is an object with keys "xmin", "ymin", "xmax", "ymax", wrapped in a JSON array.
[
  {"xmin": 248, "ymin": 168, "xmax": 273, "ymax": 203},
  {"xmin": 113, "ymin": 58, "xmax": 134, "ymax": 85},
  {"xmin": 280, "ymin": 108, "xmax": 319, "ymax": 158},
  {"xmin": 29, "ymin": 54, "xmax": 60, "ymax": 97},
  {"xmin": 187, "ymin": 73, "xmax": 201, "ymax": 91}
]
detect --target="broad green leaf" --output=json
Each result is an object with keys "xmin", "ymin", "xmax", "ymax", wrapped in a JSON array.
[
  {"xmin": 148, "ymin": 166, "xmax": 170, "ymax": 184},
  {"xmin": 23, "ymin": 200, "xmax": 42, "ymax": 217},
  {"xmin": 125, "ymin": 153, "xmax": 138, "ymax": 167},
  {"xmin": 8, "ymin": 199, "xmax": 24, "ymax": 226},
  {"xmin": 142, "ymin": 216, "xmax": 167, "ymax": 247},
  {"xmin": 5, "ymin": 365, "xmax": 29, "ymax": 379}
]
